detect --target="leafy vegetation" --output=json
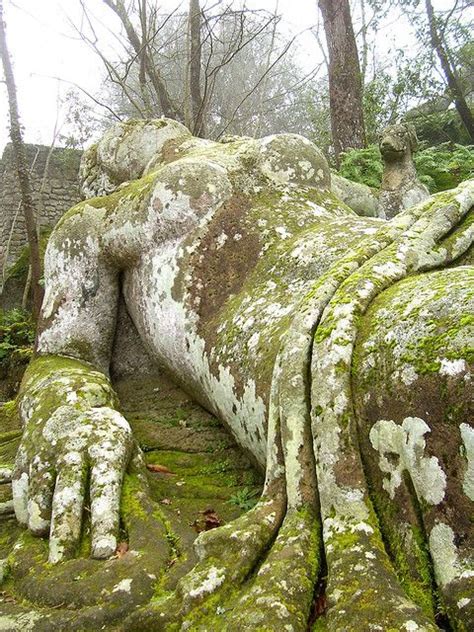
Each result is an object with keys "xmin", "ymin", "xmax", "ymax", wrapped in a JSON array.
[
  {"xmin": 339, "ymin": 143, "xmax": 474, "ymax": 193},
  {"xmin": 414, "ymin": 144, "xmax": 474, "ymax": 192},
  {"xmin": 338, "ymin": 145, "xmax": 384, "ymax": 189},
  {"xmin": 0, "ymin": 308, "xmax": 35, "ymax": 362},
  {"xmin": 228, "ymin": 486, "xmax": 260, "ymax": 512},
  {"xmin": 5, "ymin": 231, "xmax": 50, "ymax": 282}
]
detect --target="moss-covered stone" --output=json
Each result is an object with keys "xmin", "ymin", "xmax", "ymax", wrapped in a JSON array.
[{"xmin": 6, "ymin": 118, "xmax": 473, "ymax": 630}]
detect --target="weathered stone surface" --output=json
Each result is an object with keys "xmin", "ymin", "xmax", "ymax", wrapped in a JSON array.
[
  {"xmin": 331, "ymin": 171, "xmax": 380, "ymax": 217},
  {"xmin": 1, "ymin": 119, "xmax": 473, "ymax": 630},
  {"xmin": 79, "ymin": 119, "xmax": 191, "ymax": 199}
]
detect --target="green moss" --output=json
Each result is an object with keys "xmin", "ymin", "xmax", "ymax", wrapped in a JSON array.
[
  {"xmin": 366, "ymin": 485, "xmax": 436, "ymax": 617},
  {"xmin": 55, "ymin": 170, "xmax": 157, "ymax": 234},
  {"xmin": 353, "ymin": 267, "xmax": 473, "ymax": 402},
  {"xmin": 5, "ymin": 231, "xmax": 51, "ymax": 282},
  {"xmin": 0, "ymin": 400, "xmax": 20, "ymax": 433},
  {"xmin": 312, "ymin": 616, "xmax": 328, "ymax": 631},
  {"xmin": 121, "ymin": 473, "xmax": 148, "ymax": 522}
]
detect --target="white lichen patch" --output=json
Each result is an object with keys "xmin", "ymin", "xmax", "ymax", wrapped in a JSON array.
[
  {"xmin": 399, "ymin": 364, "xmax": 419, "ymax": 386},
  {"xmin": 112, "ymin": 578, "xmax": 133, "ymax": 593},
  {"xmin": 12, "ymin": 471, "xmax": 29, "ymax": 525},
  {"xmin": 48, "ymin": 539, "xmax": 65, "ymax": 565},
  {"xmin": 369, "ymin": 417, "xmax": 447, "ymax": 505},
  {"xmin": 459, "ymin": 423, "xmax": 474, "ymax": 500},
  {"xmin": 0, "ymin": 611, "xmax": 44, "ymax": 631},
  {"xmin": 27, "ymin": 498, "xmax": 49, "ymax": 532},
  {"xmin": 428, "ymin": 522, "xmax": 474, "ymax": 588},
  {"xmin": 188, "ymin": 566, "xmax": 226, "ymax": 598},
  {"xmin": 215, "ymin": 232, "xmax": 228, "ymax": 249},
  {"xmin": 275, "ymin": 226, "xmax": 292, "ymax": 239},
  {"xmin": 457, "ymin": 597, "xmax": 470, "ymax": 609},
  {"xmin": 439, "ymin": 358, "xmax": 467, "ymax": 377}
]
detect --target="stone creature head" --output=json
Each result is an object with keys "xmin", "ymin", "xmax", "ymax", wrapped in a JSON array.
[
  {"xmin": 379, "ymin": 123, "xmax": 419, "ymax": 162},
  {"xmin": 80, "ymin": 118, "xmax": 191, "ymax": 198}
]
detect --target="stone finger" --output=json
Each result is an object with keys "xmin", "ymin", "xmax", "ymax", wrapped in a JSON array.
[
  {"xmin": 49, "ymin": 451, "xmax": 87, "ymax": 563},
  {"xmin": 0, "ymin": 467, "xmax": 12, "ymax": 483},
  {"xmin": 0, "ymin": 481, "xmax": 13, "ymax": 516},
  {"xmin": 12, "ymin": 446, "xmax": 29, "ymax": 526},
  {"xmin": 86, "ymin": 407, "xmax": 132, "ymax": 559},
  {"xmin": 27, "ymin": 456, "xmax": 55, "ymax": 536},
  {"xmin": 89, "ymin": 458, "xmax": 124, "ymax": 559}
]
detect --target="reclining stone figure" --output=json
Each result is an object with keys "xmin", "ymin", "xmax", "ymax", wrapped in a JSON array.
[{"xmin": 10, "ymin": 119, "xmax": 473, "ymax": 630}]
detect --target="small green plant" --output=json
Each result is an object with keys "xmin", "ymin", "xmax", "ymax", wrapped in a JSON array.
[
  {"xmin": 0, "ymin": 309, "xmax": 35, "ymax": 362},
  {"xmin": 165, "ymin": 530, "xmax": 181, "ymax": 559},
  {"xmin": 228, "ymin": 486, "xmax": 259, "ymax": 512}
]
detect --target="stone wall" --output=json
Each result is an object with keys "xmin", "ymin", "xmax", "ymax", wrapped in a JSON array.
[{"xmin": 0, "ymin": 143, "xmax": 83, "ymax": 274}]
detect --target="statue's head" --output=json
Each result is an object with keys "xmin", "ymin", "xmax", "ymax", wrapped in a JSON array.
[
  {"xmin": 80, "ymin": 118, "xmax": 191, "ymax": 198},
  {"xmin": 379, "ymin": 123, "xmax": 418, "ymax": 162}
]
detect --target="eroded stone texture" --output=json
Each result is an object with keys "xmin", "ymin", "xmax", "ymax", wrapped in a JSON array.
[
  {"xmin": 331, "ymin": 171, "xmax": 380, "ymax": 217},
  {"xmin": 2, "ymin": 119, "xmax": 473, "ymax": 631}
]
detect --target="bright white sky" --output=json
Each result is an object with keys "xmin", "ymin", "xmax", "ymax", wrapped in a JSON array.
[{"xmin": 0, "ymin": 0, "xmax": 466, "ymax": 154}]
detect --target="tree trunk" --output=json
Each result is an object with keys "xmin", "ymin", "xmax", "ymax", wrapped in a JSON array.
[
  {"xmin": 188, "ymin": 0, "xmax": 205, "ymax": 136},
  {"xmin": 424, "ymin": 0, "xmax": 474, "ymax": 142},
  {"xmin": 0, "ymin": 0, "xmax": 43, "ymax": 319},
  {"xmin": 318, "ymin": 0, "xmax": 366, "ymax": 165},
  {"xmin": 102, "ymin": 0, "xmax": 183, "ymax": 122}
]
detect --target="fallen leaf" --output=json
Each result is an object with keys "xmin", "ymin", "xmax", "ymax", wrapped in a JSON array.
[
  {"xmin": 161, "ymin": 498, "xmax": 172, "ymax": 505},
  {"xmin": 115, "ymin": 541, "xmax": 129, "ymax": 558},
  {"xmin": 314, "ymin": 593, "xmax": 327, "ymax": 616},
  {"xmin": 146, "ymin": 463, "xmax": 173, "ymax": 474},
  {"xmin": 191, "ymin": 508, "xmax": 222, "ymax": 533}
]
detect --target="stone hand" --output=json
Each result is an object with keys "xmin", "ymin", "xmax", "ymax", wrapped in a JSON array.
[{"xmin": 13, "ymin": 404, "xmax": 133, "ymax": 563}]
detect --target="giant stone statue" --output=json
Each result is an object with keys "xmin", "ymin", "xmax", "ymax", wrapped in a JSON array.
[{"xmin": 4, "ymin": 119, "xmax": 473, "ymax": 631}]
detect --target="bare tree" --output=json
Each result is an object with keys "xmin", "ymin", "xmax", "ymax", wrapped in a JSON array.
[
  {"xmin": 70, "ymin": 1, "xmax": 307, "ymax": 140},
  {"xmin": 318, "ymin": 0, "xmax": 366, "ymax": 164},
  {"xmin": 101, "ymin": 0, "xmax": 183, "ymax": 121},
  {"xmin": 187, "ymin": 0, "xmax": 205, "ymax": 135},
  {"xmin": 0, "ymin": 0, "xmax": 43, "ymax": 318},
  {"xmin": 424, "ymin": 0, "xmax": 474, "ymax": 141}
]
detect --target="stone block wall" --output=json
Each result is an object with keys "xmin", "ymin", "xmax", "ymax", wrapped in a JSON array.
[{"xmin": 0, "ymin": 143, "xmax": 83, "ymax": 274}]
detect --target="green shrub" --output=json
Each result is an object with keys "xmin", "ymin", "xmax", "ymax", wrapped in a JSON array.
[
  {"xmin": 0, "ymin": 309, "xmax": 35, "ymax": 362},
  {"xmin": 5, "ymin": 230, "xmax": 50, "ymax": 281},
  {"xmin": 338, "ymin": 145, "xmax": 384, "ymax": 189},
  {"xmin": 414, "ymin": 144, "xmax": 474, "ymax": 192},
  {"xmin": 339, "ymin": 143, "xmax": 474, "ymax": 193}
]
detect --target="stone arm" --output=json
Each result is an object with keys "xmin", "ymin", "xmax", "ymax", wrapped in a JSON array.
[{"xmin": 13, "ymin": 203, "xmax": 134, "ymax": 563}]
